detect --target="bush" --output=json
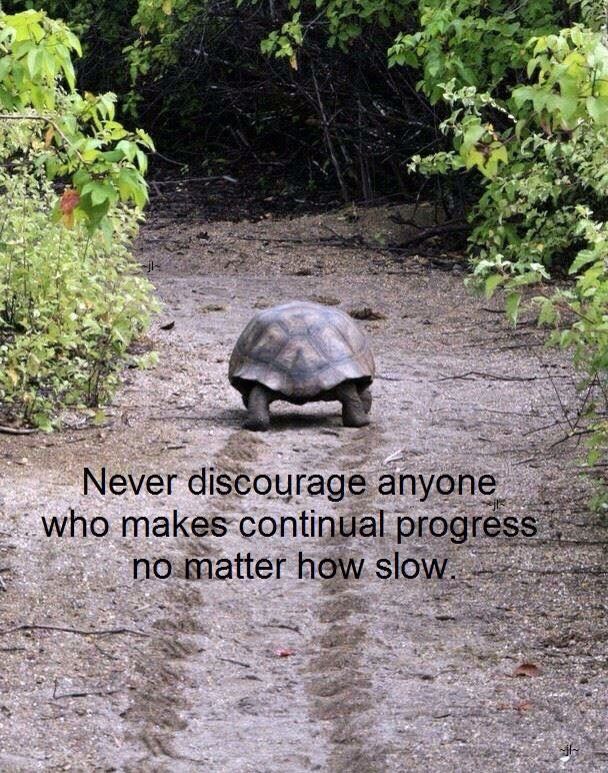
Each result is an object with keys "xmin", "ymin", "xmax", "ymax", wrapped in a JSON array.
[
  {"xmin": 404, "ymin": 14, "xmax": 608, "ymax": 487},
  {"xmin": 0, "ymin": 10, "xmax": 158, "ymax": 428},
  {"xmin": 0, "ymin": 159, "xmax": 157, "ymax": 429}
]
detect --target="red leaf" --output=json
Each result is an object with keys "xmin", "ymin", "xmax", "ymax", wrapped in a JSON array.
[
  {"xmin": 274, "ymin": 647, "xmax": 296, "ymax": 658},
  {"xmin": 60, "ymin": 189, "xmax": 80, "ymax": 215}
]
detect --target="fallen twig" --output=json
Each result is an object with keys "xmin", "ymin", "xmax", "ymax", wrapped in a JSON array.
[
  {"xmin": 521, "ymin": 419, "xmax": 568, "ymax": 436},
  {"xmin": 0, "ymin": 425, "xmax": 37, "ymax": 435},
  {"xmin": 0, "ymin": 623, "xmax": 149, "ymax": 638},
  {"xmin": 262, "ymin": 623, "xmax": 301, "ymax": 634},
  {"xmin": 436, "ymin": 370, "xmax": 542, "ymax": 382},
  {"xmin": 150, "ymin": 175, "xmax": 238, "ymax": 186},
  {"xmin": 548, "ymin": 428, "xmax": 593, "ymax": 450},
  {"xmin": 530, "ymin": 346, "xmax": 575, "ymax": 432},
  {"xmin": 53, "ymin": 677, "xmax": 121, "ymax": 700},
  {"xmin": 217, "ymin": 657, "xmax": 251, "ymax": 669},
  {"xmin": 235, "ymin": 232, "xmax": 393, "ymax": 255},
  {"xmin": 395, "ymin": 221, "xmax": 470, "ymax": 250},
  {"xmin": 322, "ymin": 223, "xmax": 366, "ymax": 247}
]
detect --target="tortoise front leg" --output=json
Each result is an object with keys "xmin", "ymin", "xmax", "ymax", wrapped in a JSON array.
[
  {"xmin": 243, "ymin": 384, "xmax": 271, "ymax": 431},
  {"xmin": 336, "ymin": 382, "xmax": 370, "ymax": 428}
]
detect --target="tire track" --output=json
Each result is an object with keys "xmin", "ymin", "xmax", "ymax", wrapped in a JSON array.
[
  {"xmin": 305, "ymin": 423, "xmax": 392, "ymax": 772},
  {"xmin": 122, "ymin": 431, "xmax": 267, "ymax": 771}
]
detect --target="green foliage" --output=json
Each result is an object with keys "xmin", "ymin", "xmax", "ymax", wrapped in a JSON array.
[
  {"xmin": 388, "ymin": 0, "xmax": 560, "ymax": 102},
  {"xmin": 0, "ymin": 10, "xmax": 153, "ymax": 235},
  {"xmin": 570, "ymin": 0, "xmax": 607, "ymax": 29},
  {"xmin": 0, "ymin": 11, "xmax": 158, "ymax": 428},
  {"xmin": 125, "ymin": 0, "xmax": 201, "ymax": 91},
  {"xmin": 0, "ymin": 155, "xmax": 157, "ymax": 429},
  {"xmin": 406, "ymin": 17, "xmax": 608, "ymax": 484},
  {"xmin": 259, "ymin": 12, "xmax": 303, "ymax": 65},
  {"xmin": 2, "ymin": 0, "xmax": 139, "ymax": 95},
  {"xmin": 249, "ymin": 0, "xmax": 410, "ymax": 57},
  {"xmin": 513, "ymin": 26, "xmax": 608, "ymax": 131}
]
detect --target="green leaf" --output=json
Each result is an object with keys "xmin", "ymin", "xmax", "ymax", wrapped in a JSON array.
[
  {"xmin": 461, "ymin": 123, "xmax": 486, "ymax": 150},
  {"xmin": 505, "ymin": 291, "xmax": 521, "ymax": 325},
  {"xmin": 569, "ymin": 249, "xmax": 599, "ymax": 275},
  {"xmin": 484, "ymin": 273, "xmax": 503, "ymax": 298},
  {"xmin": 587, "ymin": 96, "xmax": 608, "ymax": 125},
  {"xmin": 33, "ymin": 414, "xmax": 54, "ymax": 432},
  {"xmin": 82, "ymin": 181, "xmax": 112, "ymax": 206},
  {"xmin": 537, "ymin": 298, "xmax": 557, "ymax": 326}
]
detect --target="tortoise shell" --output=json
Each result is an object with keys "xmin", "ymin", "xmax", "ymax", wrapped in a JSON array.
[{"xmin": 229, "ymin": 301, "xmax": 375, "ymax": 401}]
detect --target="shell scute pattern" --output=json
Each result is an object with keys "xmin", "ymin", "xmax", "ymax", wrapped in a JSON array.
[{"xmin": 229, "ymin": 301, "xmax": 375, "ymax": 400}]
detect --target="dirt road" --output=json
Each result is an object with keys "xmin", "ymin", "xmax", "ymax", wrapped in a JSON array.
[{"xmin": 1, "ymin": 206, "xmax": 606, "ymax": 772}]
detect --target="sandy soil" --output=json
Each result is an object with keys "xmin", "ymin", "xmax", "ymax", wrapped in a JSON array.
[{"xmin": 1, "ymin": 204, "xmax": 607, "ymax": 772}]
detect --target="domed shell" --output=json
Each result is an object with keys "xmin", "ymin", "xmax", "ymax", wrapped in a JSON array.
[{"xmin": 229, "ymin": 301, "xmax": 375, "ymax": 401}]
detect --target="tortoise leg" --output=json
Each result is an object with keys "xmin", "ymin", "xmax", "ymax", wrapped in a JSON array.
[
  {"xmin": 243, "ymin": 384, "xmax": 271, "ymax": 431},
  {"xmin": 359, "ymin": 386, "xmax": 372, "ymax": 414},
  {"xmin": 337, "ymin": 382, "xmax": 370, "ymax": 428}
]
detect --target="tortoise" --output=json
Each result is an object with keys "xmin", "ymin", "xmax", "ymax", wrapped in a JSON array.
[{"xmin": 228, "ymin": 301, "xmax": 375, "ymax": 431}]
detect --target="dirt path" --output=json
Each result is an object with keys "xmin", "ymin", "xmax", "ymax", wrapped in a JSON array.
[{"xmin": 1, "ymin": 206, "xmax": 607, "ymax": 772}]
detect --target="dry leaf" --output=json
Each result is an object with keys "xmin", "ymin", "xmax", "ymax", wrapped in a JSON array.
[
  {"xmin": 383, "ymin": 448, "xmax": 405, "ymax": 465},
  {"xmin": 515, "ymin": 699, "xmax": 533, "ymax": 712},
  {"xmin": 513, "ymin": 662, "xmax": 541, "ymax": 678},
  {"xmin": 44, "ymin": 125, "xmax": 54, "ymax": 148}
]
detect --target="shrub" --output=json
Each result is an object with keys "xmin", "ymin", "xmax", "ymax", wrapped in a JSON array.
[
  {"xmin": 0, "ymin": 10, "xmax": 158, "ymax": 428},
  {"xmin": 405, "ymin": 18, "xmax": 608, "ymax": 489},
  {"xmin": 0, "ymin": 159, "xmax": 157, "ymax": 429}
]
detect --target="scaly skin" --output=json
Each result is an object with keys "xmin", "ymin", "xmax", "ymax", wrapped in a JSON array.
[
  {"xmin": 243, "ymin": 384, "xmax": 271, "ymax": 431},
  {"xmin": 243, "ymin": 381, "xmax": 370, "ymax": 431}
]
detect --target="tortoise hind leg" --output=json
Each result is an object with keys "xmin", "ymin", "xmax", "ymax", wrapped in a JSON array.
[
  {"xmin": 359, "ymin": 386, "xmax": 372, "ymax": 414},
  {"xmin": 336, "ymin": 382, "xmax": 370, "ymax": 428},
  {"xmin": 243, "ymin": 384, "xmax": 271, "ymax": 431}
]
